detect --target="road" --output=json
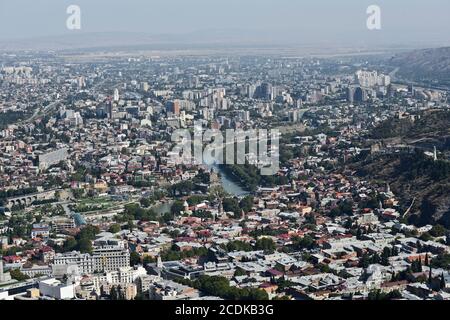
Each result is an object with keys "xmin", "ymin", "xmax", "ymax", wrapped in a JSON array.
[
  {"xmin": 18, "ymin": 77, "xmax": 112, "ymax": 126},
  {"xmin": 18, "ymin": 100, "xmax": 61, "ymax": 126}
]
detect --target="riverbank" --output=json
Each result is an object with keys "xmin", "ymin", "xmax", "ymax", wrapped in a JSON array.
[{"xmin": 209, "ymin": 164, "xmax": 249, "ymax": 197}]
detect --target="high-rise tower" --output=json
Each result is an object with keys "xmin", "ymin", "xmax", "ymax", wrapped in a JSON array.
[{"xmin": 113, "ymin": 88, "xmax": 120, "ymax": 102}]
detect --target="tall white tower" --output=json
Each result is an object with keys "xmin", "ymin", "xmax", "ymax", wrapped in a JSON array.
[
  {"xmin": 157, "ymin": 256, "xmax": 163, "ymax": 269},
  {"xmin": 113, "ymin": 89, "xmax": 120, "ymax": 102}
]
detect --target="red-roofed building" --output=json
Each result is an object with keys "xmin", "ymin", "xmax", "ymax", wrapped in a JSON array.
[
  {"xmin": 259, "ymin": 282, "xmax": 278, "ymax": 295},
  {"xmin": 40, "ymin": 246, "xmax": 56, "ymax": 263},
  {"xmin": 266, "ymin": 268, "xmax": 284, "ymax": 278},
  {"xmin": 3, "ymin": 255, "xmax": 23, "ymax": 264}
]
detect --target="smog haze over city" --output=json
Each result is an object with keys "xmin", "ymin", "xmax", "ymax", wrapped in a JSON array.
[{"xmin": 0, "ymin": 0, "xmax": 449, "ymax": 50}]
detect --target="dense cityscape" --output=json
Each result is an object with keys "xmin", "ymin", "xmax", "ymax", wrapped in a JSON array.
[{"xmin": 0, "ymin": 47, "xmax": 449, "ymax": 301}]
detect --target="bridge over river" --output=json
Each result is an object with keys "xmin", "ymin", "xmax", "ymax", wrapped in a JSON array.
[{"xmin": 4, "ymin": 189, "xmax": 59, "ymax": 208}]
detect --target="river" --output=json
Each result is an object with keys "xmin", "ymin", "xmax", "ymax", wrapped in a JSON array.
[
  {"xmin": 152, "ymin": 155, "xmax": 249, "ymax": 215},
  {"xmin": 208, "ymin": 163, "xmax": 249, "ymax": 197},
  {"xmin": 202, "ymin": 149, "xmax": 249, "ymax": 197}
]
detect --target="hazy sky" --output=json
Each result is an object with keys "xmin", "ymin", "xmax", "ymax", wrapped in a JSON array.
[{"xmin": 0, "ymin": 0, "xmax": 449, "ymax": 47}]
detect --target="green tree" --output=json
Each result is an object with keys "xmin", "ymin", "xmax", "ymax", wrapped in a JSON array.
[
  {"xmin": 110, "ymin": 286, "xmax": 119, "ymax": 300},
  {"xmin": 127, "ymin": 220, "xmax": 135, "ymax": 231},
  {"xmin": 371, "ymin": 253, "xmax": 381, "ymax": 265},
  {"xmin": 293, "ymin": 235, "xmax": 315, "ymax": 250},
  {"xmin": 78, "ymin": 225, "xmax": 100, "ymax": 240},
  {"xmin": 360, "ymin": 253, "xmax": 371, "ymax": 269},
  {"xmin": 187, "ymin": 275, "xmax": 269, "ymax": 300},
  {"xmin": 255, "ymin": 238, "xmax": 276, "ymax": 253},
  {"xmin": 140, "ymin": 198, "xmax": 152, "ymax": 208},
  {"xmin": 171, "ymin": 200, "xmax": 185, "ymax": 216},
  {"xmin": 143, "ymin": 256, "xmax": 156, "ymax": 267},
  {"xmin": 381, "ymin": 247, "xmax": 391, "ymax": 266},
  {"xmin": 440, "ymin": 273, "xmax": 446, "ymax": 289},
  {"xmin": 430, "ymin": 225, "xmax": 446, "ymax": 237},
  {"xmin": 63, "ymin": 237, "xmax": 78, "ymax": 252},
  {"xmin": 9, "ymin": 269, "xmax": 30, "ymax": 282},
  {"xmin": 109, "ymin": 224, "xmax": 122, "ymax": 234},
  {"xmin": 424, "ymin": 254, "xmax": 429, "ymax": 266},
  {"xmin": 130, "ymin": 251, "xmax": 141, "ymax": 266},
  {"xmin": 222, "ymin": 198, "xmax": 241, "ymax": 218},
  {"xmin": 239, "ymin": 196, "xmax": 254, "ymax": 214},
  {"xmin": 411, "ymin": 259, "xmax": 423, "ymax": 273},
  {"xmin": 225, "ymin": 240, "xmax": 252, "ymax": 252},
  {"xmin": 234, "ymin": 268, "xmax": 247, "ymax": 277},
  {"xmin": 187, "ymin": 195, "xmax": 208, "ymax": 206},
  {"xmin": 420, "ymin": 232, "xmax": 432, "ymax": 241},
  {"xmin": 430, "ymin": 254, "xmax": 450, "ymax": 269},
  {"xmin": 78, "ymin": 238, "xmax": 93, "ymax": 254}
]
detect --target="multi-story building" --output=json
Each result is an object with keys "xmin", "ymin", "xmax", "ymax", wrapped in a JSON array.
[
  {"xmin": 39, "ymin": 278, "xmax": 75, "ymax": 300},
  {"xmin": 149, "ymin": 279, "xmax": 200, "ymax": 300},
  {"xmin": 92, "ymin": 242, "xmax": 130, "ymax": 272},
  {"xmin": 91, "ymin": 266, "xmax": 146, "ymax": 293},
  {"xmin": 30, "ymin": 223, "xmax": 50, "ymax": 239},
  {"xmin": 53, "ymin": 252, "xmax": 95, "ymax": 274},
  {"xmin": 166, "ymin": 100, "xmax": 180, "ymax": 116},
  {"xmin": 52, "ymin": 217, "xmax": 76, "ymax": 233},
  {"xmin": 38, "ymin": 148, "xmax": 69, "ymax": 170},
  {"xmin": 53, "ymin": 243, "xmax": 130, "ymax": 275}
]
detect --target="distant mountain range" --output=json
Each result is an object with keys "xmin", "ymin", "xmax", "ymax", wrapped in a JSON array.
[
  {"xmin": 389, "ymin": 47, "xmax": 450, "ymax": 86},
  {"xmin": 0, "ymin": 31, "xmax": 429, "ymax": 56},
  {"xmin": 0, "ymin": 30, "xmax": 298, "ymax": 52},
  {"xmin": 0, "ymin": 32, "xmax": 183, "ymax": 51}
]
